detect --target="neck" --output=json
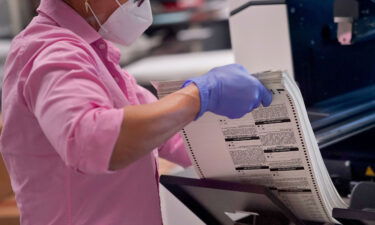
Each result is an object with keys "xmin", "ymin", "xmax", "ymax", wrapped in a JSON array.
[{"xmin": 63, "ymin": 0, "xmax": 101, "ymax": 31}]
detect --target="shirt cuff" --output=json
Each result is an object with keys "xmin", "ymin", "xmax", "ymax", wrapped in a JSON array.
[{"xmin": 76, "ymin": 108, "xmax": 124, "ymax": 174}]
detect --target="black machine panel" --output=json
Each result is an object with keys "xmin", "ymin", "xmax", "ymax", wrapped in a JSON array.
[
  {"xmin": 282, "ymin": 0, "xmax": 375, "ymax": 186},
  {"xmin": 286, "ymin": 0, "xmax": 375, "ymax": 106}
]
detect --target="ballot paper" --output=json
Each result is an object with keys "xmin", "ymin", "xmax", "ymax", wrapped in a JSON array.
[{"xmin": 152, "ymin": 71, "xmax": 348, "ymax": 224}]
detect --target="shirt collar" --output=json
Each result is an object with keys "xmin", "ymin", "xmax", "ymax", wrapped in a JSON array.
[{"xmin": 37, "ymin": 0, "xmax": 101, "ymax": 44}]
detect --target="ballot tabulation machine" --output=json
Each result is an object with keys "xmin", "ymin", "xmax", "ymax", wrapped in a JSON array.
[
  {"xmin": 161, "ymin": 1, "xmax": 375, "ymax": 224},
  {"xmin": 228, "ymin": 0, "xmax": 375, "ymax": 190}
]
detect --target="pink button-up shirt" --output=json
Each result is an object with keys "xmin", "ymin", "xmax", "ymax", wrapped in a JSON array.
[{"xmin": 0, "ymin": 0, "xmax": 191, "ymax": 224}]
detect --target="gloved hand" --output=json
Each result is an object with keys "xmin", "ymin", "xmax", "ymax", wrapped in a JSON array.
[{"xmin": 183, "ymin": 64, "xmax": 273, "ymax": 119}]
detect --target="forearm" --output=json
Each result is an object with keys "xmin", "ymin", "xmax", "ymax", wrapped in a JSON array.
[{"xmin": 109, "ymin": 84, "xmax": 200, "ymax": 170}]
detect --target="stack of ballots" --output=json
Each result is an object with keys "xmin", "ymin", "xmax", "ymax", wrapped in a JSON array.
[{"xmin": 153, "ymin": 71, "xmax": 348, "ymax": 224}]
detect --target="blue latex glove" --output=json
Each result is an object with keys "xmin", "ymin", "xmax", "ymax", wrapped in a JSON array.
[{"xmin": 183, "ymin": 64, "xmax": 273, "ymax": 119}]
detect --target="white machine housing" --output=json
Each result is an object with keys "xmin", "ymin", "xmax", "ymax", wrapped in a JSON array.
[{"xmin": 228, "ymin": 0, "xmax": 294, "ymax": 77}]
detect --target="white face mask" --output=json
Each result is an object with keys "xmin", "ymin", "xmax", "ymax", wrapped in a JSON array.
[{"xmin": 85, "ymin": 0, "xmax": 153, "ymax": 46}]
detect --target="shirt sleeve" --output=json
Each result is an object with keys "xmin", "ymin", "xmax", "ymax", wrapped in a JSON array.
[
  {"xmin": 158, "ymin": 133, "xmax": 192, "ymax": 168},
  {"xmin": 127, "ymin": 74, "xmax": 192, "ymax": 168},
  {"xmin": 23, "ymin": 41, "xmax": 124, "ymax": 175}
]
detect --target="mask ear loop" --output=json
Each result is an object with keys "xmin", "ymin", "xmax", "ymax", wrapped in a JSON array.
[
  {"xmin": 84, "ymin": 0, "xmax": 108, "ymax": 33},
  {"xmin": 114, "ymin": 0, "xmax": 122, "ymax": 6}
]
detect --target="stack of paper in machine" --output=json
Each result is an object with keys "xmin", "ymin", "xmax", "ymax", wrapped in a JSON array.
[{"xmin": 153, "ymin": 71, "xmax": 348, "ymax": 224}]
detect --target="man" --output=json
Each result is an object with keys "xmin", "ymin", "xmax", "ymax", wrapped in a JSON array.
[{"xmin": 0, "ymin": 0, "xmax": 272, "ymax": 224}]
